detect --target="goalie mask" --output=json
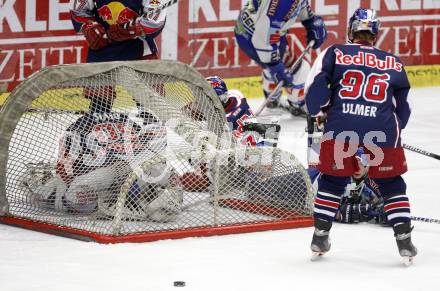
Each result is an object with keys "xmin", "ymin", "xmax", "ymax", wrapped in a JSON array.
[
  {"xmin": 348, "ymin": 8, "xmax": 380, "ymax": 43},
  {"xmin": 206, "ymin": 76, "xmax": 228, "ymax": 104}
]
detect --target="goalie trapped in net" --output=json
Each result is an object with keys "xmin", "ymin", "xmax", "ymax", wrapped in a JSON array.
[
  {"xmin": 22, "ymin": 74, "xmax": 311, "ymax": 223},
  {"xmin": 305, "ymin": 8, "xmax": 417, "ymax": 262},
  {"xmin": 23, "ymin": 91, "xmax": 186, "ymax": 222}
]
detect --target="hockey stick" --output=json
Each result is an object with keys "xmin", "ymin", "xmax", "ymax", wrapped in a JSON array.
[
  {"xmin": 255, "ymin": 40, "xmax": 315, "ymax": 116},
  {"xmin": 181, "ymin": 193, "xmax": 237, "ymax": 211},
  {"xmin": 411, "ymin": 216, "xmax": 440, "ymax": 224},
  {"xmin": 403, "ymin": 144, "xmax": 440, "ymax": 160},
  {"xmin": 300, "ymin": 113, "xmax": 439, "ymax": 162},
  {"xmin": 159, "ymin": 0, "xmax": 180, "ymax": 10}
]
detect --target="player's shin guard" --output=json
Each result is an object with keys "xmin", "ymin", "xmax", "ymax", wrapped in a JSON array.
[
  {"xmin": 262, "ymin": 69, "xmax": 280, "ymax": 108},
  {"xmin": 311, "ymin": 175, "xmax": 346, "ymax": 255},
  {"xmin": 376, "ymin": 176, "xmax": 417, "ymax": 261},
  {"xmin": 314, "ymin": 175, "xmax": 346, "ymax": 223},
  {"xmin": 383, "ymin": 193, "xmax": 411, "ymax": 226},
  {"xmin": 375, "ymin": 176, "xmax": 411, "ymax": 226}
]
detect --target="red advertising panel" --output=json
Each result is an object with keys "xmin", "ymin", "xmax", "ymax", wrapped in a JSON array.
[
  {"xmin": 0, "ymin": 0, "xmax": 87, "ymax": 90},
  {"xmin": 1, "ymin": 0, "xmax": 440, "ymax": 91}
]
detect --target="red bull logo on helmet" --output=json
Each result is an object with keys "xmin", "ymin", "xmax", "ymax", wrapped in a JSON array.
[
  {"xmin": 211, "ymin": 81, "xmax": 222, "ymax": 88},
  {"xmin": 97, "ymin": 2, "xmax": 139, "ymax": 25},
  {"xmin": 149, "ymin": 0, "xmax": 161, "ymax": 7}
]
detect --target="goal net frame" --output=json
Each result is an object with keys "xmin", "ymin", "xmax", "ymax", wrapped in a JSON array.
[{"xmin": 0, "ymin": 60, "xmax": 314, "ymax": 243}]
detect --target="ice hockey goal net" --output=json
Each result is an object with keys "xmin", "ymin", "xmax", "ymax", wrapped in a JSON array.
[{"xmin": 0, "ymin": 60, "xmax": 314, "ymax": 243}]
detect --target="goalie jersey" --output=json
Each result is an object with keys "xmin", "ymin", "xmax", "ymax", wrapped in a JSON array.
[
  {"xmin": 56, "ymin": 112, "xmax": 165, "ymax": 185},
  {"xmin": 70, "ymin": 0, "xmax": 166, "ymax": 62}
]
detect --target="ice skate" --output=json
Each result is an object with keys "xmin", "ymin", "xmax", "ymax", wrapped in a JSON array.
[
  {"xmin": 285, "ymin": 99, "xmax": 307, "ymax": 117},
  {"xmin": 394, "ymin": 223, "xmax": 418, "ymax": 266},
  {"xmin": 310, "ymin": 228, "xmax": 331, "ymax": 260},
  {"xmin": 310, "ymin": 219, "xmax": 332, "ymax": 261},
  {"xmin": 266, "ymin": 98, "xmax": 279, "ymax": 109}
]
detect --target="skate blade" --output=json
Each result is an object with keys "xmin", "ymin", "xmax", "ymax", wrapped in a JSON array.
[
  {"xmin": 402, "ymin": 256, "xmax": 414, "ymax": 267},
  {"xmin": 311, "ymin": 251, "xmax": 325, "ymax": 261}
]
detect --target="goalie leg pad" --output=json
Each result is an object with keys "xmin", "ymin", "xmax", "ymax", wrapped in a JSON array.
[
  {"xmin": 20, "ymin": 162, "xmax": 67, "ymax": 211},
  {"xmin": 146, "ymin": 188, "xmax": 183, "ymax": 223},
  {"xmin": 65, "ymin": 166, "xmax": 119, "ymax": 213},
  {"xmin": 34, "ymin": 176, "xmax": 67, "ymax": 211}
]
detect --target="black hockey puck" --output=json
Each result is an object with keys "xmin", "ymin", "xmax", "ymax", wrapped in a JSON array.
[{"xmin": 174, "ymin": 281, "xmax": 185, "ymax": 287}]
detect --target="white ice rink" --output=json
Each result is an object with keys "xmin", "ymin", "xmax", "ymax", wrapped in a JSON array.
[{"xmin": 1, "ymin": 87, "xmax": 439, "ymax": 291}]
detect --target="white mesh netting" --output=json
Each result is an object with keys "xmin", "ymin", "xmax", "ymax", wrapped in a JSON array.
[{"xmin": 0, "ymin": 61, "xmax": 313, "ymax": 241}]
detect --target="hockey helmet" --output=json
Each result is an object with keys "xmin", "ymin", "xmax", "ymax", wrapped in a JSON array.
[
  {"xmin": 144, "ymin": 0, "xmax": 162, "ymax": 20},
  {"xmin": 353, "ymin": 147, "xmax": 369, "ymax": 180},
  {"xmin": 206, "ymin": 76, "xmax": 228, "ymax": 103},
  {"xmin": 348, "ymin": 8, "xmax": 380, "ymax": 42}
]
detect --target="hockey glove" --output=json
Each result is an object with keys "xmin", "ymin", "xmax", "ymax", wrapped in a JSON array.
[
  {"xmin": 307, "ymin": 111, "xmax": 327, "ymax": 134},
  {"xmin": 267, "ymin": 62, "xmax": 294, "ymax": 88},
  {"xmin": 302, "ymin": 15, "xmax": 327, "ymax": 49},
  {"xmin": 339, "ymin": 203, "xmax": 363, "ymax": 223},
  {"xmin": 81, "ymin": 22, "xmax": 109, "ymax": 50},
  {"xmin": 107, "ymin": 23, "xmax": 137, "ymax": 42}
]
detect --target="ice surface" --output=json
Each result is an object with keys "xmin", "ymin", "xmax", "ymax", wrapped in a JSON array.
[{"xmin": 1, "ymin": 87, "xmax": 439, "ymax": 291}]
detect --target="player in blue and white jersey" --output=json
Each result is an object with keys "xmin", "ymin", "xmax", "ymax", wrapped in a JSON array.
[
  {"xmin": 305, "ymin": 8, "xmax": 416, "ymax": 264},
  {"xmin": 234, "ymin": 0, "xmax": 327, "ymax": 115},
  {"xmin": 206, "ymin": 76, "xmax": 280, "ymax": 147}
]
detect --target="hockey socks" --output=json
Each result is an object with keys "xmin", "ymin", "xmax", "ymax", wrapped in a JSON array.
[
  {"xmin": 314, "ymin": 191, "xmax": 341, "ymax": 222},
  {"xmin": 383, "ymin": 193, "xmax": 411, "ymax": 226}
]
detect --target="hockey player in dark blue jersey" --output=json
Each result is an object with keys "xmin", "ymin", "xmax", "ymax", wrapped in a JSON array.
[
  {"xmin": 206, "ymin": 76, "xmax": 280, "ymax": 147},
  {"xmin": 69, "ymin": 1, "xmax": 167, "ymax": 115},
  {"xmin": 69, "ymin": 0, "xmax": 166, "ymax": 63},
  {"xmin": 234, "ymin": 0, "xmax": 327, "ymax": 115},
  {"xmin": 305, "ymin": 8, "xmax": 417, "ymax": 265}
]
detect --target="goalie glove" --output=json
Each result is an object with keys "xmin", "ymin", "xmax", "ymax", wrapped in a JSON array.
[{"xmin": 242, "ymin": 119, "xmax": 281, "ymax": 147}]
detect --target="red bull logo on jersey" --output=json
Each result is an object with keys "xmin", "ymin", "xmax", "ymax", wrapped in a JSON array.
[
  {"xmin": 97, "ymin": 2, "xmax": 139, "ymax": 25},
  {"xmin": 335, "ymin": 48, "xmax": 402, "ymax": 72}
]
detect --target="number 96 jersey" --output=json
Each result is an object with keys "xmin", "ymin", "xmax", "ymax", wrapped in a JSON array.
[{"xmin": 305, "ymin": 43, "xmax": 411, "ymax": 149}]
